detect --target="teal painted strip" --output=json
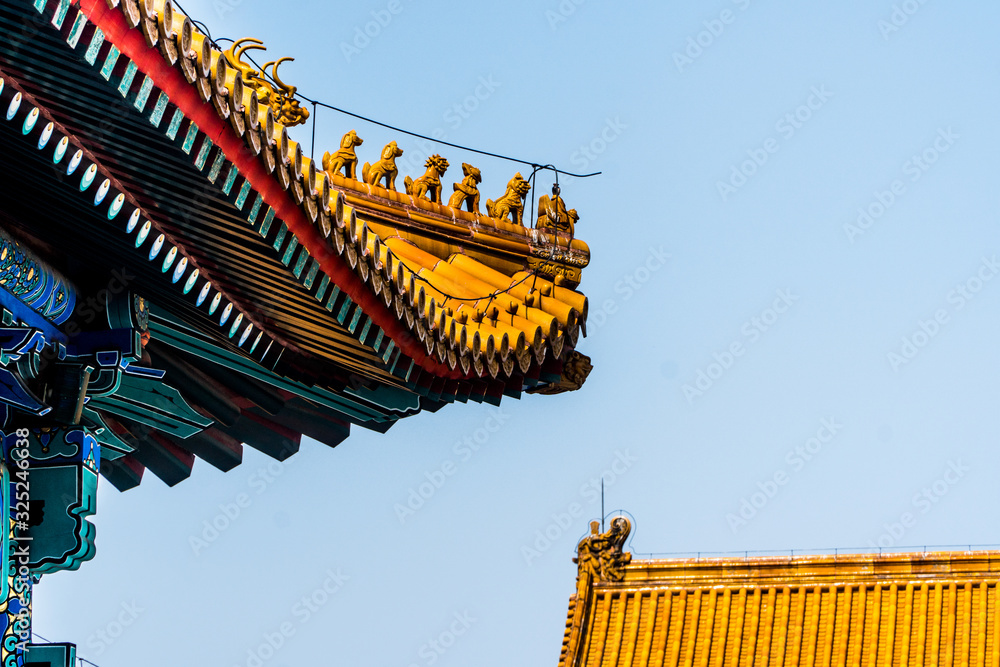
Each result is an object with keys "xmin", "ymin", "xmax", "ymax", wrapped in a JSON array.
[
  {"xmin": 404, "ymin": 359, "xmax": 416, "ymax": 382},
  {"xmin": 248, "ymin": 194, "xmax": 263, "ymax": 223},
  {"xmin": 118, "ymin": 60, "xmax": 137, "ymax": 96},
  {"xmin": 181, "ymin": 122, "xmax": 199, "ymax": 154},
  {"xmin": 336, "ymin": 298, "xmax": 353, "ymax": 325},
  {"xmin": 222, "ymin": 164, "xmax": 239, "ymax": 195},
  {"xmin": 33, "ymin": 0, "xmax": 46, "ymax": 12},
  {"xmin": 347, "ymin": 307, "xmax": 363, "ymax": 333},
  {"xmin": 382, "ymin": 339, "xmax": 395, "ymax": 363},
  {"xmin": 50, "ymin": 0, "xmax": 70, "ymax": 28},
  {"xmin": 388, "ymin": 350, "xmax": 404, "ymax": 375},
  {"xmin": 260, "ymin": 208, "xmax": 275, "ymax": 237},
  {"xmin": 340, "ymin": 382, "xmax": 420, "ymax": 412},
  {"xmin": 82, "ymin": 409, "xmax": 134, "ymax": 457},
  {"xmin": 85, "ymin": 28, "xmax": 104, "ymax": 65},
  {"xmin": 149, "ymin": 92, "xmax": 168, "ymax": 127},
  {"xmin": 358, "ymin": 316, "xmax": 372, "ymax": 343},
  {"xmin": 66, "ymin": 11, "xmax": 87, "ymax": 48},
  {"xmin": 147, "ymin": 313, "xmax": 389, "ymax": 421},
  {"xmin": 372, "ymin": 328, "xmax": 384, "ymax": 352},
  {"xmin": 281, "ymin": 236, "xmax": 298, "ymax": 266},
  {"xmin": 303, "ymin": 261, "xmax": 319, "ymax": 289},
  {"xmin": 292, "ymin": 248, "xmax": 308, "ymax": 278},
  {"xmin": 315, "ymin": 275, "xmax": 330, "ymax": 302},
  {"xmin": 272, "ymin": 223, "xmax": 287, "ymax": 252},
  {"xmin": 194, "ymin": 138, "xmax": 213, "ymax": 171},
  {"xmin": 235, "ymin": 179, "xmax": 252, "ymax": 210},
  {"xmin": 100, "ymin": 46, "xmax": 120, "ymax": 80},
  {"xmin": 325, "ymin": 285, "xmax": 341, "ymax": 312},
  {"xmin": 207, "ymin": 149, "xmax": 225, "ymax": 180},
  {"xmin": 134, "ymin": 76, "xmax": 153, "ymax": 112},
  {"xmin": 165, "ymin": 109, "xmax": 183, "ymax": 140}
]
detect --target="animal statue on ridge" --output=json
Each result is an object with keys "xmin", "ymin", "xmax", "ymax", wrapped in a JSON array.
[
  {"xmin": 323, "ymin": 130, "xmax": 364, "ymax": 180},
  {"xmin": 362, "ymin": 141, "xmax": 404, "ymax": 191},
  {"xmin": 448, "ymin": 163, "xmax": 482, "ymax": 213},
  {"xmin": 404, "ymin": 155, "xmax": 450, "ymax": 203},
  {"xmin": 486, "ymin": 173, "xmax": 531, "ymax": 225},
  {"xmin": 536, "ymin": 183, "xmax": 580, "ymax": 238}
]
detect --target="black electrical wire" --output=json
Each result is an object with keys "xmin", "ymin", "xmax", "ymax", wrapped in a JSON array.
[
  {"xmin": 382, "ymin": 248, "xmax": 541, "ymax": 304},
  {"xmin": 170, "ymin": 0, "xmax": 600, "ymax": 180},
  {"xmin": 171, "ymin": 1, "xmax": 581, "ymax": 311},
  {"xmin": 299, "ymin": 98, "xmax": 600, "ymax": 180}
]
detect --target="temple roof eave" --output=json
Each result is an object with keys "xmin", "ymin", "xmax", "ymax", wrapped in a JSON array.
[{"xmin": 53, "ymin": 0, "xmax": 592, "ymax": 394}]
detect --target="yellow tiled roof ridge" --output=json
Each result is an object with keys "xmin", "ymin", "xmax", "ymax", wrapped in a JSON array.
[
  {"xmin": 379, "ymin": 236, "xmax": 583, "ymax": 367},
  {"xmin": 616, "ymin": 550, "xmax": 1000, "ymax": 585},
  {"xmin": 334, "ymin": 176, "xmax": 591, "ymax": 261},
  {"xmin": 560, "ymin": 546, "xmax": 1000, "ymax": 667},
  {"xmin": 149, "ymin": 0, "xmax": 589, "ymax": 278},
  {"xmin": 91, "ymin": 0, "xmax": 591, "ymax": 387}
]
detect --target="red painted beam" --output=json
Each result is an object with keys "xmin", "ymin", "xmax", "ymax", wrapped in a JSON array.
[{"xmin": 77, "ymin": 0, "xmax": 459, "ymax": 380}]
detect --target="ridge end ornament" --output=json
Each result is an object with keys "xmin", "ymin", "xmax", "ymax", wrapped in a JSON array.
[
  {"xmin": 536, "ymin": 183, "xmax": 579, "ymax": 239},
  {"xmin": 527, "ymin": 351, "xmax": 592, "ymax": 394},
  {"xmin": 573, "ymin": 516, "xmax": 631, "ymax": 582},
  {"xmin": 222, "ymin": 40, "xmax": 309, "ymax": 127}
]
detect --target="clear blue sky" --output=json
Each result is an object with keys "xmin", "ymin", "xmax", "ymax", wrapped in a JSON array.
[{"xmin": 36, "ymin": 1, "xmax": 1000, "ymax": 665}]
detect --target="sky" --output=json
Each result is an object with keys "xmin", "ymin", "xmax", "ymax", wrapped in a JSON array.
[{"xmin": 33, "ymin": 1, "xmax": 1000, "ymax": 665}]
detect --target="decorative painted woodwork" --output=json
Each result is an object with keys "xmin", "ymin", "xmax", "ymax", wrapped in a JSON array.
[{"xmin": 0, "ymin": 0, "xmax": 599, "ymax": 660}]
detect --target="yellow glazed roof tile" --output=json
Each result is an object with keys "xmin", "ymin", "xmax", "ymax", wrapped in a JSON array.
[
  {"xmin": 67, "ymin": 0, "xmax": 594, "ymax": 392},
  {"xmin": 559, "ymin": 519, "xmax": 1000, "ymax": 667}
]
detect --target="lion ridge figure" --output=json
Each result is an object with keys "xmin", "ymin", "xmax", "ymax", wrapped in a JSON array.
[
  {"xmin": 323, "ymin": 130, "xmax": 363, "ymax": 180},
  {"xmin": 362, "ymin": 141, "xmax": 404, "ymax": 191},
  {"xmin": 486, "ymin": 173, "xmax": 531, "ymax": 225},
  {"xmin": 448, "ymin": 163, "xmax": 482, "ymax": 213},
  {"xmin": 404, "ymin": 154, "xmax": 450, "ymax": 203}
]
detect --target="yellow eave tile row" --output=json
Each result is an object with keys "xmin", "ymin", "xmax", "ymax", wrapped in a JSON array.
[
  {"xmin": 562, "ymin": 551, "xmax": 1000, "ymax": 667},
  {"xmin": 102, "ymin": 0, "xmax": 590, "ymax": 381}
]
